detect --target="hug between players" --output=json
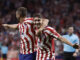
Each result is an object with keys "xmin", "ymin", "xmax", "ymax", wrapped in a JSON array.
[{"xmin": 1, "ymin": 7, "xmax": 80, "ymax": 60}]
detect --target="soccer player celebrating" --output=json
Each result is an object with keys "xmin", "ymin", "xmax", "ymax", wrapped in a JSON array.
[
  {"xmin": 2, "ymin": 7, "xmax": 48, "ymax": 60},
  {"xmin": 34, "ymin": 17, "xmax": 79, "ymax": 60}
]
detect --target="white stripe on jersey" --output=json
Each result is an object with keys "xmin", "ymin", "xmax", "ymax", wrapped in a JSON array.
[
  {"xmin": 44, "ymin": 30, "xmax": 58, "ymax": 39},
  {"xmin": 26, "ymin": 24, "xmax": 33, "ymax": 53},
  {"xmin": 24, "ymin": 20, "xmax": 33, "ymax": 23},
  {"xmin": 20, "ymin": 40, "xmax": 23, "ymax": 54},
  {"xmin": 20, "ymin": 24, "xmax": 26, "ymax": 54},
  {"xmin": 27, "ymin": 24, "xmax": 34, "ymax": 53},
  {"xmin": 52, "ymin": 53, "xmax": 55, "ymax": 60},
  {"xmin": 47, "ymin": 52, "xmax": 51, "ymax": 59},
  {"xmin": 18, "ymin": 18, "xmax": 35, "ymax": 54},
  {"xmin": 22, "ymin": 24, "xmax": 30, "ymax": 54},
  {"xmin": 45, "ymin": 33, "xmax": 51, "ymax": 49},
  {"xmin": 39, "ymin": 50, "xmax": 42, "ymax": 60},
  {"xmin": 42, "ymin": 52, "xmax": 46, "ymax": 60},
  {"xmin": 37, "ymin": 26, "xmax": 59, "ymax": 60},
  {"xmin": 24, "ymin": 24, "xmax": 32, "ymax": 53}
]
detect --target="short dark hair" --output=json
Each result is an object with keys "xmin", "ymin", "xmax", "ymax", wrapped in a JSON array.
[
  {"xmin": 16, "ymin": 7, "xmax": 27, "ymax": 17},
  {"xmin": 33, "ymin": 13, "xmax": 42, "ymax": 18}
]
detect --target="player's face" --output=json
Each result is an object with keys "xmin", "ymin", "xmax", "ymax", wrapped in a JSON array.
[
  {"xmin": 33, "ymin": 17, "xmax": 43, "ymax": 29},
  {"xmin": 16, "ymin": 11, "xmax": 20, "ymax": 20},
  {"xmin": 68, "ymin": 27, "xmax": 74, "ymax": 34}
]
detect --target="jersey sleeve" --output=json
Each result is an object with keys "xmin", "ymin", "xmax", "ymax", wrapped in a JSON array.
[
  {"xmin": 44, "ymin": 27, "xmax": 60, "ymax": 39},
  {"xmin": 24, "ymin": 18, "xmax": 34, "ymax": 24},
  {"xmin": 75, "ymin": 35, "xmax": 79, "ymax": 45},
  {"xmin": 17, "ymin": 23, "xmax": 19, "ymax": 29}
]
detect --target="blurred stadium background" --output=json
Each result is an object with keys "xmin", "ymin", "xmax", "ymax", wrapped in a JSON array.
[{"xmin": 0, "ymin": 0, "xmax": 80, "ymax": 60}]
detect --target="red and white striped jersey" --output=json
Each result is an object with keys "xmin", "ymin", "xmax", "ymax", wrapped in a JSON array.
[
  {"xmin": 36, "ymin": 26, "xmax": 60, "ymax": 60},
  {"xmin": 17, "ymin": 18, "xmax": 35, "ymax": 54}
]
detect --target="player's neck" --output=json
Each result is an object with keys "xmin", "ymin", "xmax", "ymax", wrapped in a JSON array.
[
  {"xmin": 20, "ymin": 17, "xmax": 25, "ymax": 23},
  {"xmin": 68, "ymin": 33, "xmax": 73, "ymax": 36}
]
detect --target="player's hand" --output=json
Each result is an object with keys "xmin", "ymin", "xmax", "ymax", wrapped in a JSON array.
[
  {"xmin": 73, "ymin": 43, "xmax": 79, "ymax": 49},
  {"xmin": 3, "ymin": 24, "xmax": 8, "ymax": 27},
  {"xmin": 42, "ymin": 19, "xmax": 49, "ymax": 28},
  {"xmin": 73, "ymin": 53, "xmax": 77, "ymax": 57}
]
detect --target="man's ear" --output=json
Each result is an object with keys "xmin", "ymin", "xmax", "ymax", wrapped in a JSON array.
[{"xmin": 43, "ymin": 19, "xmax": 49, "ymax": 26}]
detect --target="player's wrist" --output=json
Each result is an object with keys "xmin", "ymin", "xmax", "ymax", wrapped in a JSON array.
[{"xmin": 75, "ymin": 50, "xmax": 79, "ymax": 54}]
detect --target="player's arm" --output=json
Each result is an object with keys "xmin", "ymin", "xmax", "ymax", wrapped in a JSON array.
[
  {"xmin": 3, "ymin": 24, "xmax": 18, "ymax": 29},
  {"xmin": 50, "ymin": 32, "xmax": 79, "ymax": 49},
  {"xmin": 44, "ymin": 27, "xmax": 79, "ymax": 49},
  {"xmin": 58, "ymin": 36, "xmax": 74, "ymax": 47}
]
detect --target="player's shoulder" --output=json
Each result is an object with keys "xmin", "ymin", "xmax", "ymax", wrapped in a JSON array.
[
  {"xmin": 25, "ymin": 17, "xmax": 34, "ymax": 21},
  {"xmin": 73, "ymin": 34, "xmax": 78, "ymax": 38},
  {"xmin": 24, "ymin": 17, "xmax": 34, "ymax": 23},
  {"xmin": 44, "ymin": 26, "xmax": 57, "ymax": 33},
  {"xmin": 45, "ymin": 26, "xmax": 55, "ymax": 30}
]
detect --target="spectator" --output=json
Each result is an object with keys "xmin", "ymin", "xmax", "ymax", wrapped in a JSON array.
[{"xmin": 1, "ymin": 43, "xmax": 8, "ymax": 60}]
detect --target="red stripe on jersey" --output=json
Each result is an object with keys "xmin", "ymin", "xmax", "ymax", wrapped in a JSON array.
[
  {"xmin": 19, "ymin": 24, "xmax": 26, "ymax": 54},
  {"xmin": 44, "ymin": 52, "xmax": 48, "ymax": 60},
  {"xmin": 44, "ymin": 32, "xmax": 50, "ymax": 36},
  {"xmin": 28, "ymin": 23, "xmax": 35, "ymax": 52},
  {"xmin": 24, "ymin": 37, "xmax": 30, "ymax": 54},
  {"xmin": 17, "ymin": 23, "xmax": 19, "ymax": 29},
  {"xmin": 22, "ymin": 24, "xmax": 24, "ymax": 32},
  {"xmin": 18, "ymin": 18, "xmax": 35, "ymax": 54},
  {"xmin": 44, "ymin": 35, "xmax": 52, "ymax": 60},
  {"xmin": 46, "ymin": 27, "xmax": 60, "ymax": 37},
  {"xmin": 26, "ymin": 24, "xmax": 34, "ymax": 52},
  {"xmin": 50, "ymin": 52, "xmax": 52, "ymax": 59},
  {"xmin": 41, "ymin": 49, "xmax": 43, "ymax": 60},
  {"xmin": 43, "ymin": 34, "xmax": 51, "ymax": 51},
  {"xmin": 24, "ymin": 18, "xmax": 34, "ymax": 21},
  {"xmin": 37, "ymin": 50, "xmax": 40, "ymax": 60},
  {"xmin": 44, "ymin": 31, "xmax": 55, "ymax": 52},
  {"xmin": 27, "ymin": 18, "xmax": 34, "ymax": 20},
  {"xmin": 21, "ymin": 38, "xmax": 26, "ymax": 54},
  {"xmin": 52, "ymin": 39, "xmax": 55, "ymax": 52},
  {"xmin": 21, "ymin": 24, "xmax": 26, "ymax": 54},
  {"xmin": 25, "ymin": 26, "xmax": 31, "ymax": 54},
  {"xmin": 20, "ymin": 24, "xmax": 22, "ymax": 35}
]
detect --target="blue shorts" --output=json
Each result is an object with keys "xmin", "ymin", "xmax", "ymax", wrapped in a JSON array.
[{"xmin": 19, "ymin": 52, "xmax": 36, "ymax": 60}]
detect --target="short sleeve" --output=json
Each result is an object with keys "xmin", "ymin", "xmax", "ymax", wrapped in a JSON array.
[
  {"xmin": 75, "ymin": 35, "xmax": 79, "ymax": 45},
  {"xmin": 44, "ymin": 27, "xmax": 60, "ymax": 39},
  {"xmin": 24, "ymin": 18, "xmax": 34, "ymax": 24}
]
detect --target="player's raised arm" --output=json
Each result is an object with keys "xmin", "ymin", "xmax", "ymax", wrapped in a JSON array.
[
  {"xmin": 48, "ymin": 28, "xmax": 79, "ymax": 49},
  {"xmin": 44, "ymin": 27, "xmax": 79, "ymax": 49},
  {"xmin": 3, "ymin": 24, "xmax": 18, "ymax": 29},
  {"xmin": 58, "ymin": 35, "xmax": 79, "ymax": 49}
]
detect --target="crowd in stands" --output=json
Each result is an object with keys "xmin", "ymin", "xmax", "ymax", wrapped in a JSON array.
[{"xmin": 0, "ymin": 0, "xmax": 80, "ymax": 59}]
